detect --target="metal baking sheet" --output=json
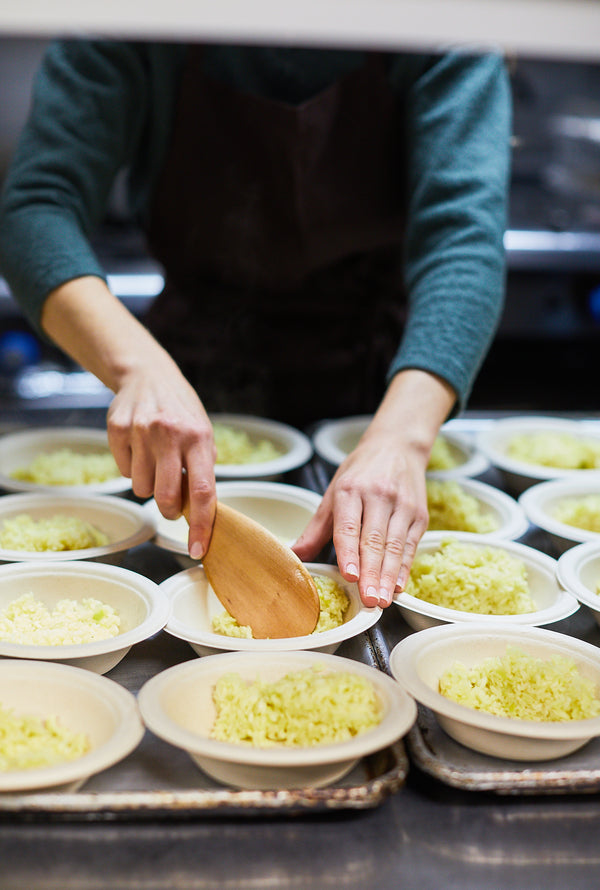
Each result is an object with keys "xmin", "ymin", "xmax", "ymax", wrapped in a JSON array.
[{"xmin": 0, "ymin": 543, "xmax": 409, "ymax": 821}]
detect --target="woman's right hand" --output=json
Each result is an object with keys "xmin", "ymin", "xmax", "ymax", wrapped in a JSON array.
[
  {"xmin": 40, "ymin": 276, "xmax": 218, "ymax": 559},
  {"xmin": 107, "ymin": 362, "xmax": 217, "ymax": 559}
]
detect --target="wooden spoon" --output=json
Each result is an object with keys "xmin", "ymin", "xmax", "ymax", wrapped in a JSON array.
[{"xmin": 183, "ymin": 499, "xmax": 320, "ymax": 639}]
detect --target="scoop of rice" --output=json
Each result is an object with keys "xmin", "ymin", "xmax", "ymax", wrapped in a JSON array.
[
  {"xmin": 0, "ymin": 513, "xmax": 109, "ymax": 552},
  {"xmin": 507, "ymin": 432, "xmax": 600, "ymax": 469},
  {"xmin": 11, "ymin": 448, "xmax": 120, "ymax": 485},
  {"xmin": 439, "ymin": 645, "xmax": 600, "ymax": 721},
  {"xmin": 212, "ymin": 573, "xmax": 350, "ymax": 638},
  {"xmin": 405, "ymin": 538, "xmax": 536, "ymax": 615},
  {"xmin": 426, "ymin": 480, "xmax": 498, "ymax": 533},
  {"xmin": 211, "ymin": 665, "xmax": 382, "ymax": 746},
  {"xmin": 0, "ymin": 592, "xmax": 120, "ymax": 645},
  {"xmin": 427, "ymin": 436, "xmax": 461, "ymax": 471},
  {"xmin": 0, "ymin": 701, "xmax": 90, "ymax": 771},
  {"xmin": 213, "ymin": 423, "xmax": 283, "ymax": 465},
  {"xmin": 552, "ymin": 495, "xmax": 600, "ymax": 532}
]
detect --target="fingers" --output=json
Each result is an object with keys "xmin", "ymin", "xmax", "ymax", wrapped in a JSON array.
[{"xmin": 328, "ymin": 470, "xmax": 428, "ymax": 611}]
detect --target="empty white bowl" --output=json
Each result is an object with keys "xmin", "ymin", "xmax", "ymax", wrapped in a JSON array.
[
  {"xmin": 0, "ymin": 560, "xmax": 170, "ymax": 673},
  {"xmin": 0, "ymin": 427, "xmax": 130, "ymax": 495},
  {"xmin": 476, "ymin": 416, "xmax": 600, "ymax": 494},
  {"xmin": 312, "ymin": 415, "xmax": 489, "ymax": 478},
  {"xmin": 0, "ymin": 492, "xmax": 156, "ymax": 566},
  {"xmin": 390, "ymin": 623, "xmax": 600, "ymax": 761},
  {"xmin": 557, "ymin": 541, "xmax": 600, "ymax": 627},
  {"xmin": 138, "ymin": 649, "xmax": 416, "ymax": 789},
  {"xmin": 393, "ymin": 532, "xmax": 578, "ymax": 631},
  {"xmin": 0, "ymin": 659, "xmax": 143, "ymax": 792},
  {"xmin": 161, "ymin": 561, "xmax": 381, "ymax": 656},
  {"xmin": 145, "ymin": 480, "xmax": 322, "ymax": 569},
  {"xmin": 520, "ymin": 477, "xmax": 600, "ymax": 555},
  {"xmin": 210, "ymin": 414, "xmax": 313, "ymax": 480},
  {"xmin": 426, "ymin": 477, "xmax": 529, "ymax": 540}
]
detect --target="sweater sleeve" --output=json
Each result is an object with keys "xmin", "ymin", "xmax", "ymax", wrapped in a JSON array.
[
  {"xmin": 387, "ymin": 51, "xmax": 512, "ymax": 414},
  {"xmin": 0, "ymin": 40, "xmax": 182, "ymax": 333}
]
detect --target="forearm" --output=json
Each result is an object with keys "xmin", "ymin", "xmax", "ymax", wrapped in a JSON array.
[
  {"xmin": 41, "ymin": 275, "xmax": 181, "ymax": 390},
  {"xmin": 362, "ymin": 368, "xmax": 456, "ymax": 462}
]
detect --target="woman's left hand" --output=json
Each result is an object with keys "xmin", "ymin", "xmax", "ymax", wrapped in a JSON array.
[{"xmin": 292, "ymin": 369, "xmax": 456, "ymax": 608}]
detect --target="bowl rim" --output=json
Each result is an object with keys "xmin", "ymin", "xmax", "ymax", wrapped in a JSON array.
[
  {"xmin": 389, "ymin": 623, "xmax": 600, "ymax": 741},
  {"xmin": 0, "ymin": 658, "xmax": 144, "ymax": 791},
  {"xmin": 0, "ymin": 559, "xmax": 170, "ymax": 660},
  {"xmin": 209, "ymin": 413, "xmax": 313, "ymax": 478},
  {"xmin": 425, "ymin": 476, "xmax": 530, "ymax": 540},
  {"xmin": 161, "ymin": 561, "xmax": 381, "ymax": 651},
  {"xmin": 0, "ymin": 426, "xmax": 131, "ymax": 495},
  {"xmin": 0, "ymin": 492, "xmax": 156, "ymax": 562},
  {"xmin": 137, "ymin": 649, "xmax": 416, "ymax": 766},
  {"xmin": 557, "ymin": 540, "xmax": 600, "ymax": 611},
  {"xmin": 476, "ymin": 415, "xmax": 600, "ymax": 481},
  {"xmin": 144, "ymin": 480, "xmax": 323, "ymax": 557},
  {"xmin": 312, "ymin": 416, "xmax": 489, "ymax": 477},
  {"xmin": 519, "ymin": 477, "xmax": 600, "ymax": 544},
  {"xmin": 392, "ymin": 532, "xmax": 578, "ymax": 626}
]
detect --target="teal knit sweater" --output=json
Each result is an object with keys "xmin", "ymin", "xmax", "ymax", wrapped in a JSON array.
[{"xmin": 0, "ymin": 41, "xmax": 511, "ymax": 410}]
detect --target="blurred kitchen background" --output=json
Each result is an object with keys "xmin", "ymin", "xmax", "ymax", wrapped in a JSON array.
[{"xmin": 0, "ymin": 36, "xmax": 599, "ymax": 420}]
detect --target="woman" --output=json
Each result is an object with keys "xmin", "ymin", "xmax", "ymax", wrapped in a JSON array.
[{"xmin": 0, "ymin": 41, "xmax": 511, "ymax": 608}]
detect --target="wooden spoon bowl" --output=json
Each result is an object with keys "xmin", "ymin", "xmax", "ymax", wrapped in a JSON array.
[{"xmin": 184, "ymin": 500, "xmax": 320, "ymax": 639}]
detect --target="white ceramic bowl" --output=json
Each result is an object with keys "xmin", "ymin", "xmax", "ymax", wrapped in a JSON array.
[
  {"xmin": 312, "ymin": 415, "xmax": 489, "ymax": 478},
  {"xmin": 426, "ymin": 476, "xmax": 529, "ymax": 540},
  {"xmin": 557, "ymin": 541, "xmax": 600, "ymax": 627},
  {"xmin": 0, "ymin": 427, "xmax": 130, "ymax": 495},
  {"xmin": 0, "ymin": 560, "xmax": 170, "ymax": 673},
  {"xmin": 476, "ymin": 416, "xmax": 600, "ymax": 494},
  {"xmin": 0, "ymin": 659, "xmax": 143, "ymax": 792},
  {"xmin": 390, "ymin": 623, "xmax": 600, "ymax": 761},
  {"xmin": 161, "ymin": 561, "xmax": 381, "ymax": 656},
  {"xmin": 0, "ymin": 492, "xmax": 156, "ymax": 566},
  {"xmin": 520, "ymin": 477, "xmax": 600, "ymax": 555},
  {"xmin": 138, "ymin": 650, "xmax": 416, "ymax": 789},
  {"xmin": 393, "ymin": 532, "xmax": 578, "ymax": 631},
  {"xmin": 145, "ymin": 480, "xmax": 322, "ymax": 569},
  {"xmin": 210, "ymin": 414, "xmax": 313, "ymax": 480}
]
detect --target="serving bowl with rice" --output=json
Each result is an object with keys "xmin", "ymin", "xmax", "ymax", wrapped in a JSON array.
[
  {"xmin": 557, "ymin": 541, "xmax": 600, "ymax": 628},
  {"xmin": 0, "ymin": 492, "xmax": 155, "ymax": 566},
  {"xmin": 145, "ymin": 480, "xmax": 322, "ymax": 569},
  {"xmin": 390, "ymin": 623, "xmax": 600, "ymax": 761},
  {"xmin": 161, "ymin": 562, "xmax": 381, "ymax": 656},
  {"xmin": 520, "ymin": 477, "xmax": 600, "ymax": 555},
  {"xmin": 209, "ymin": 414, "xmax": 313, "ymax": 480},
  {"xmin": 312, "ymin": 415, "xmax": 489, "ymax": 479},
  {"xmin": 0, "ymin": 559, "xmax": 170, "ymax": 673},
  {"xmin": 393, "ymin": 532, "xmax": 577, "ymax": 630},
  {"xmin": 0, "ymin": 427, "xmax": 130, "ymax": 495},
  {"xmin": 425, "ymin": 477, "xmax": 528, "ymax": 539},
  {"xmin": 0, "ymin": 658, "xmax": 143, "ymax": 792},
  {"xmin": 137, "ymin": 649, "xmax": 416, "ymax": 789},
  {"xmin": 476, "ymin": 416, "xmax": 600, "ymax": 494}
]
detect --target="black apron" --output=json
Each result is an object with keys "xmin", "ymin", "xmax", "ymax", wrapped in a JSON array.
[{"xmin": 145, "ymin": 49, "xmax": 407, "ymax": 427}]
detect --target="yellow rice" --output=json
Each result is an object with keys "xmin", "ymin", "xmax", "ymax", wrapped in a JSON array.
[
  {"xmin": 0, "ymin": 702, "xmax": 90, "ymax": 771},
  {"xmin": 553, "ymin": 495, "xmax": 600, "ymax": 533},
  {"xmin": 507, "ymin": 432, "xmax": 600, "ymax": 469},
  {"xmin": 211, "ymin": 665, "xmax": 382, "ymax": 746},
  {"xmin": 11, "ymin": 447, "xmax": 120, "ymax": 485},
  {"xmin": 0, "ymin": 513, "xmax": 109, "ymax": 552},
  {"xmin": 426, "ymin": 479, "xmax": 498, "ymax": 533},
  {"xmin": 0, "ymin": 593, "xmax": 120, "ymax": 645},
  {"xmin": 439, "ymin": 646, "xmax": 600, "ymax": 721},
  {"xmin": 405, "ymin": 538, "xmax": 536, "ymax": 615},
  {"xmin": 213, "ymin": 423, "xmax": 283, "ymax": 465}
]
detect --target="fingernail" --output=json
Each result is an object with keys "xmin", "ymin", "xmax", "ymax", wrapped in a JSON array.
[
  {"xmin": 365, "ymin": 586, "xmax": 379, "ymax": 606},
  {"xmin": 379, "ymin": 588, "xmax": 392, "ymax": 607},
  {"xmin": 346, "ymin": 563, "xmax": 359, "ymax": 580},
  {"xmin": 189, "ymin": 542, "xmax": 204, "ymax": 560}
]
